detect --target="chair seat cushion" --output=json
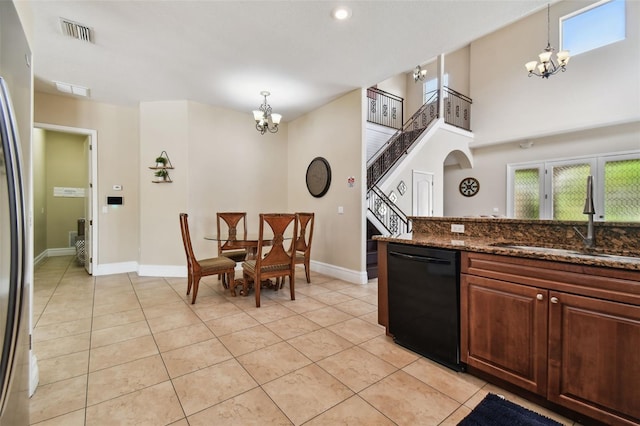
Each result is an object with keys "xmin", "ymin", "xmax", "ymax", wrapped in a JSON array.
[
  {"xmin": 242, "ymin": 260, "xmax": 291, "ymax": 274},
  {"xmin": 220, "ymin": 250, "xmax": 247, "ymax": 262},
  {"xmin": 200, "ymin": 256, "xmax": 236, "ymax": 273}
]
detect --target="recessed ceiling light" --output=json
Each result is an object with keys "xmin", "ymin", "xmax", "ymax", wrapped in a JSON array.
[{"xmin": 331, "ymin": 6, "xmax": 352, "ymax": 21}]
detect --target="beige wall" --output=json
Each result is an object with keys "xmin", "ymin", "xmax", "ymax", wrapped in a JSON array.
[
  {"xmin": 469, "ymin": 0, "xmax": 640, "ymax": 146},
  {"xmin": 139, "ymin": 100, "xmax": 289, "ymax": 270},
  {"xmin": 443, "ymin": 121, "xmax": 640, "ymax": 217},
  {"xmin": 441, "ymin": 1, "xmax": 640, "ymax": 216},
  {"xmin": 444, "ymin": 46, "xmax": 470, "ymax": 98},
  {"xmin": 34, "ymin": 92, "xmax": 140, "ymax": 264},
  {"xmin": 43, "ymin": 131, "xmax": 87, "ymax": 249},
  {"xmin": 287, "ymin": 90, "xmax": 364, "ymax": 278}
]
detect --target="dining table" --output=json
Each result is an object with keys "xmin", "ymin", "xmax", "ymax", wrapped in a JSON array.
[
  {"xmin": 204, "ymin": 234, "xmax": 286, "ymax": 260},
  {"xmin": 204, "ymin": 233, "xmax": 293, "ymax": 295}
]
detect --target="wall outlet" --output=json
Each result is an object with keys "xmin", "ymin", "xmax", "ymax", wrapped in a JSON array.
[{"xmin": 451, "ymin": 224, "xmax": 465, "ymax": 233}]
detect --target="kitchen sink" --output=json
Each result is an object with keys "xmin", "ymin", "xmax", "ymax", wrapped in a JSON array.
[{"xmin": 489, "ymin": 243, "xmax": 640, "ymax": 262}]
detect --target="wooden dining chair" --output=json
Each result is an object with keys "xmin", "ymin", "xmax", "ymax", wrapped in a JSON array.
[
  {"xmin": 216, "ymin": 212, "xmax": 248, "ymax": 262},
  {"xmin": 290, "ymin": 212, "xmax": 315, "ymax": 283},
  {"xmin": 179, "ymin": 213, "xmax": 236, "ymax": 304},
  {"xmin": 242, "ymin": 213, "xmax": 297, "ymax": 307}
]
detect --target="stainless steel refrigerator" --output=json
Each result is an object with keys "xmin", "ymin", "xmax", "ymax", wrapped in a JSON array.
[
  {"xmin": 0, "ymin": 76, "xmax": 28, "ymax": 425},
  {"xmin": 0, "ymin": 1, "xmax": 32, "ymax": 424}
]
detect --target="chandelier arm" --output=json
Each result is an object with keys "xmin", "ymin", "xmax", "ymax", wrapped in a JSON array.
[{"xmin": 256, "ymin": 122, "xmax": 267, "ymax": 135}]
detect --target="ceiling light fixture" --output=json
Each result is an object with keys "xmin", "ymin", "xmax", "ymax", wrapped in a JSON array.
[
  {"xmin": 252, "ymin": 91, "xmax": 281, "ymax": 135},
  {"xmin": 331, "ymin": 6, "xmax": 352, "ymax": 21},
  {"xmin": 525, "ymin": 4, "xmax": 570, "ymax": 79},
  {"xmin": 413, "ymin": 65, "xmax": 427, "ymax": 82}
]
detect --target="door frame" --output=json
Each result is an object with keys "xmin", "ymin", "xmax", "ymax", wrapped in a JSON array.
[{"xmin": 33, "ymin": 122, "xmax": 97, "ymax": 274}]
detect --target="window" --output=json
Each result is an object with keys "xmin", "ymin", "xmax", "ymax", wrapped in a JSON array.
[
  {"xmin": 507, "ymin": 152, "xmax": 640, "ymax": 222},
  {"xmin": 423, "ymin": 74, "xmax": 448, "ymax": 104},
  {"xmin": 560, "ymin": 0, "xmax": 625, "ymax": 56}
]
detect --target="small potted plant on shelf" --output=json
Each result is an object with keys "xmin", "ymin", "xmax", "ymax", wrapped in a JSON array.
[
  {"xmin": 155, "ymin": 156, "xmax": 167, "ymax": 168},
  {"xmin": 154, "ymin": 169, "xmax": 169, "ymax": 182}
]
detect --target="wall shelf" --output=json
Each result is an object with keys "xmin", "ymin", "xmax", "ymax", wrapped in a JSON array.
[{"xmin": 151, "ymin": 150, "xmax": 174, "ymax": 183}]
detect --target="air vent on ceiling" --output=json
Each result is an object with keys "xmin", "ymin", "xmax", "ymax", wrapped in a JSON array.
[{"xmin": 60, "ymin": 18, "xmax": 93, "ymax": 43}]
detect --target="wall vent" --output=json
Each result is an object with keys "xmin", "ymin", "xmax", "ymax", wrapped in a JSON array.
[{"xmin": 60, "ymin": 18, "xmax": 93, "ymax": 43}]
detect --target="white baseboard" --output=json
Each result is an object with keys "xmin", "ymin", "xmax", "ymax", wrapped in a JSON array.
[
  {"xmin": 92, "ymin": 261, "xmax": 138, "ymax": 276},
  {"xmin": 137, "ymin": 264, "xmax": 186, "ymax": 277},
  {"xmin": 47, "ymin": 247, "xmax": 75, "ymax": 256},
  {"xmin": 310, "ymin": 260, "xmax": 368, "ymax": 284},
  {"xmin": 66, "ymin": 259, "xmax": 365, "ymax": 284},
  {"xmin": 33, "ymin": 250, "xmax": 47, "ymax": 267}
]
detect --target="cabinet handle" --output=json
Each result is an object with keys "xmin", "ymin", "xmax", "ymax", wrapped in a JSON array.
[
  {"xmin": 536, "ymin": 294, "xmax": 544, "ymax": 301},
  {"xmin": 550, "ymin": 297, "xmax": 559, "ymax": 304}
]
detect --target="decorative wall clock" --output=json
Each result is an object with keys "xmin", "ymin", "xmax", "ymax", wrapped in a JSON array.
[
  {"xmin": 306, "ymin": 157, "xmax": 331, "ymax": 198},
  {"xmin": 459, "ymin": 177, "xmax": 480, "ymax": 197}
]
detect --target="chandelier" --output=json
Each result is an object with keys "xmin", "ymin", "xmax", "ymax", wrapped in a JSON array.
[
  {"xmin": 525, "ymin": 4, "xmax": 570, "ymax": 79},
  {"xmin": 413, "ymin": 65, "xmax": 427, "ymax": 82},
  {"xmin": 252, "ymin": 91, "xmax": 281, "ymax": 135}
]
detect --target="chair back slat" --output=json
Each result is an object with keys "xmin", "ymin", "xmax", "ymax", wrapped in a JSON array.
[
  {"xmin": 257, "ymin": 213, "xmax": 297, "ymax": 270},
  {"xmin": 294, "ymin": 213, "xmax": 314, "ymax": 254},
  {"xmin": 217, "ymin": 212, "xmax": 247, "ymax": 251}
]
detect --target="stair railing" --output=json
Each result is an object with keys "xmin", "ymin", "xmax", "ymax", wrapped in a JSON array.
[
  {"xmin": 367, "ymin": 185, "xmax": 411, "ymax": 235},
  {"xmin": 366, "ymin": 91, "xmax": 438, "ymax": 190},
  {"xmin": 366, "ymin": 87, "xmax": 404, "ymax": 130}
]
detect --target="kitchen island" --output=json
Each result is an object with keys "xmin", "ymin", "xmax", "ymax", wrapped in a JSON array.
[{"xmin": 375, "ymin": 217, "xmax": 640, "ymax": 426}]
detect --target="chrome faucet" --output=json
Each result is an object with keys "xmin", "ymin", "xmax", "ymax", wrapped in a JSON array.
[{"xmin": 573, "ymin": 175, "xmax": 595, "ymax": 248}]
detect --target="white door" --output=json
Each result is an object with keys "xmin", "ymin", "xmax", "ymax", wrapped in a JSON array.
[{"xmin": 412, "ymin": 171, "xmax": 434, "ymax": 216}]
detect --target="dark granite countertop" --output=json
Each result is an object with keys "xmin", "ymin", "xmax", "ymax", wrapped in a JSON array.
[{"xmin": 375, "ymin": 233, "xmax": 640, "ymax": 271}]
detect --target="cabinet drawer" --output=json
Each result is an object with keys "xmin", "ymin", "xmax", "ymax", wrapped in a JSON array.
[{"xmin": 461, "ymin": 252, "xmax": 640, "ymax": 306}]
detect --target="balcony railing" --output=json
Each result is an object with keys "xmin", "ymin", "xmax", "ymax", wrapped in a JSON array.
[
  {"xmin": 366, "ymin": 87, "xmax": 404, "ymax": 130},
  {"xmin": 443, "ymin": 87, "xmax": 472, "ymax": 131}
]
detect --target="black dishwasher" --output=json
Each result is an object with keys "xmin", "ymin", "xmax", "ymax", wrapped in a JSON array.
[{"xmin": 387, "ymin": 243, "xmax": 463, "ymax": 371}]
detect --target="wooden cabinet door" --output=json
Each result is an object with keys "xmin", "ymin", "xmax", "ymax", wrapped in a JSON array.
[
  {"xmin": 461, "ymin": 274, "xmax": 548, "ymax": 395},
  {"xmin": 548, "ymin": 292, "xmax": 640, "ymax": 426}
]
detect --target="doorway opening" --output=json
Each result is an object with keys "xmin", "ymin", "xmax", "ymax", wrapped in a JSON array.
[{"xmin": 33, "ymin": 123, "xmax": 97, "ymax": 274}]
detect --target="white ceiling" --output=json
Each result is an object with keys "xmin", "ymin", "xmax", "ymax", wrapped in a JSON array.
[{"xmin": 28, "ymin": 0, "xmax": 549, "ymax": 122}]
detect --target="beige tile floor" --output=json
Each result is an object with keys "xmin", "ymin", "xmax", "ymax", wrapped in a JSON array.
[{"xmin": 30, "ymin": 256, "xmax": 578, "ymax": 425}]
